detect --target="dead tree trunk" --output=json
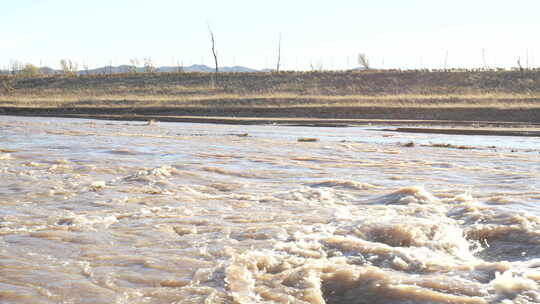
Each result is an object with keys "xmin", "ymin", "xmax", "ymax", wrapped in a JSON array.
[
  {"xmin": 208, "ymin": 26, "xmax": 218, "ymax": 73},
  {"xmin": 358, "ymin": 53, "xmax": 370, "ymax": 70},
  {"xmin": 276, "ymin": 33, "xmax": 281, "ymax": 72}
]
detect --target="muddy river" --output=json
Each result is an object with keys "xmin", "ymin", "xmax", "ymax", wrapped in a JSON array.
[{"xmin": 1, "ymin": 116, "xmax": 539, "ymax": 303}]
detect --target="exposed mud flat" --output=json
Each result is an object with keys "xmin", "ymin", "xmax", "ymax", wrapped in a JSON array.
[
  {"xmin": 2, "ymin": 108, "xmax": 540, "ymax": 127},
  {"xmin": 1, "ymin": 116, "xmax": 540, "ymax": 303}
]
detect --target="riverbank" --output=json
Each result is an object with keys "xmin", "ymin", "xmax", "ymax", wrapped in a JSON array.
[
  {"xmin": 3, "ymin": 111, "xmax": 540, "ymax": 138},
  {"xmin": 1, "ymin": 105, "xmax": 540, "ymax": 127},
  {"xmin": 2, "ymin": 70, "xmax": 539, "ymax": 125}
]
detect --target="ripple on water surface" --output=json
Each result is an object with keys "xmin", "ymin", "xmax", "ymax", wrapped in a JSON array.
[{"xmin": 0, "ymin": 116, "xmax": 539, "ymax": 303}]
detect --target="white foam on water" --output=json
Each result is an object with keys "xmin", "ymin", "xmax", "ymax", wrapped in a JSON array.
[{"xmin": 2, "ymin": 116, "xmax": 540, "ymax": 303}]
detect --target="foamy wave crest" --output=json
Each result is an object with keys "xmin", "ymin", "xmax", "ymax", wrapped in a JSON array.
[
  {"xmin": 123, "ymin": 165, "xmax": 178, "ymax": 182},
  {"xmin": 309, "ymin": 179, "xmax": 380, "ymax": 191},
  {"xmin": 224, "ymin": 248, "xmax": 492, "ymax": 304},
  {"xmin": 366, "ymin": 186, "xmax": 440, "ymax": 205},
  {"xmin": 221, "ymin": 187, "xmax": 540, "ymax": 303},
  {"xmin": 274, "ymin": 187, "xmax": 355, "ymax": 206}
]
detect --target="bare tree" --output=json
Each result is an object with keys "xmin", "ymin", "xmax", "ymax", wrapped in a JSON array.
[
  {"xmin": 129, "ymin": 58, "xmax": 139, "ymax": 74},
  {"xmin": 82, "ymin": 62, "xmax": 89, "ymax": 75},
  {"xmin": 276, "ymin": 33, "xmax": 281, "ymax": 72},
  {"xmin": 22, "ymin": 64, "xmax": 39, "ymax": 77},
  {"xmin": 481, "ymin": 49, "xmax": 488, "ymax": 70},
  {"xmin": 143, "ymin": 57, "xmax": 156, "ymax": 73},
  {"xmin": 526, "ymin": 49, "xmax": 529, "ymax": 69},
  {"xmin": 208, "ymin": 25, "xmax": 218, "ymax": 73},
  {"xmin": 358, "ymin": 53, "xmax": 370, "ymax": 70},
  {"xmin": 176, "ymin": 60, "xmax": 184, "ymax": 73},
  {"xmin": 60, "ymin": 59, "xmax": 78, "ymax": 76},
  {"xmin": 10, "ymin": 60, "xmax": 24, "ymax": 75}
]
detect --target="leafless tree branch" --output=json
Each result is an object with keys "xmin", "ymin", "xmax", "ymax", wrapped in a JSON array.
[
  {"xmin": 276, "ymin": 33, "xmax": 281, "ymax": 72},
  {"xmin": 208, "ymin": 25, "xmax": 218, "ymax": 73},
  {"xmin": 358, "ymin": 53, "xmax": 370, "ymax": 70}
]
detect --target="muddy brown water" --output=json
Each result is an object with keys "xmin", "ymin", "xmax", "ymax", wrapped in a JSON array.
[{"xmin": 1, "ymin": 116, "xmax": 539, "ymax": 303}]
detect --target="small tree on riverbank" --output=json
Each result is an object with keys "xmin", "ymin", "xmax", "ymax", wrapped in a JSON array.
[
  {"xmin": 10, "ymin": 60, "xmax": 24, "ymax": 75},
  {"xmin": 208, "ymin": 25, "xmax": 219, "ymax": 73},
  {"xmin": 129, "ymin": 58, "xmax": 139, "ymax": 73},
  {"xmin": 358, "ymin": 53, "xmax": 370, "ymax": 70},
  {"xmin": 207, "ymin": 25, "xmax": 219, "ymax": 88},
  {"xmin": 276, "ymin": 33, "xmax": 281, "ymax": 73},
  {"xmin": 60, "ymin": 59, "xmax": 78, "ymax": 76},
  {"xmin": 22, "ymin": 64, "xmax": 39, "ymax": 77},
  {"xmin": 143, "ymin": 57, "xmax": 156, "ymax": 73}
]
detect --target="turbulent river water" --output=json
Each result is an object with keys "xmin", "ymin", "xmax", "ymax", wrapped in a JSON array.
[{"xmin": 1, "ymin": 115, "xmax": 540, "ymax": 304}]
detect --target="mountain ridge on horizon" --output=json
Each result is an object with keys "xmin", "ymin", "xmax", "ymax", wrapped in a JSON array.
[
  {"xmin": 0, "ymin": 64, "xmax": 371, "ymax": 75},
  {"xmin": 0, "ymin": 64, "xmax": 270, "ymax": 75}
]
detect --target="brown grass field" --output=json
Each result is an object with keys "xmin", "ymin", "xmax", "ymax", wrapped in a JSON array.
[{"xmin": 1, "ymin": 70, "xmax": 540, "ymax": 125}]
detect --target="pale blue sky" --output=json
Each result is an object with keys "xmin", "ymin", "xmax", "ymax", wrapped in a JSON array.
[{"xmin": 1, "ymin": 0, "xmax": 539, "ymax": 70}]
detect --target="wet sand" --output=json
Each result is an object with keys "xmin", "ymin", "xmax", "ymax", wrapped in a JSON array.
[
  {"xmin": 1, "ymin": 106, "xmax": 540, "ymax": 139},
  {"xmin": 384, "ymin": 127, "xmax": 540, "ymax": 137},
  {"xmin": 1, "ymin": 106, "xmax": 540, "ymax": 126}
]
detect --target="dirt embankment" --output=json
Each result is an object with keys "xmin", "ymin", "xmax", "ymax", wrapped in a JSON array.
[
  {"xmin": 1, "ymin": 70, "xmax": 540, "ymax": 124},
  {"xmin": 1, "ymin": 105, "xmax": 539, "ymax": 124}
]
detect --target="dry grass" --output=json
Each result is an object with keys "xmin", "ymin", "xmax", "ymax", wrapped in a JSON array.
[
  {"xmin": 1, "ymin": 93, "xmax": 539, "ymax": 109},
  {"xmin": 1, "ymin": 70, "xmax": 540, "ymax": 122}
]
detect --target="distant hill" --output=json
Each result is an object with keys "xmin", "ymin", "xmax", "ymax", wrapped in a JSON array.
[
  {"xmin": 38, "ymin": 67, "xmax": 59, "ymax": 75},
  {"xmin": 0, "ymin": 64, "xmax": 264, "ymax": 76},
  {"xmin": 78, "ymin": 64, "xmax": 260, "ymax": 75},
  {"xmin": 221, "ymin": 66, "xmax": 259, "ymax": 73},
  {"xmin": 1, "ymin": 65, "xmax": 373, "ymax": 76},
  {"xmin": 77, "ymin": 65, "xmax": 139, "ymax": 75}
]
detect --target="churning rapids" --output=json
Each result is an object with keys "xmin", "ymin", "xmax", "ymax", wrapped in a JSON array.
[{"xmin": 1, "ymin": 116, "xmax": 540, "ymax": 304}]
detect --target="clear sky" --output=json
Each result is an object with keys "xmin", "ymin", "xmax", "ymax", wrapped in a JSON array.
[{"xmin": 1, "ymin": 0, "xmax": 539, "ymax": 70}]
